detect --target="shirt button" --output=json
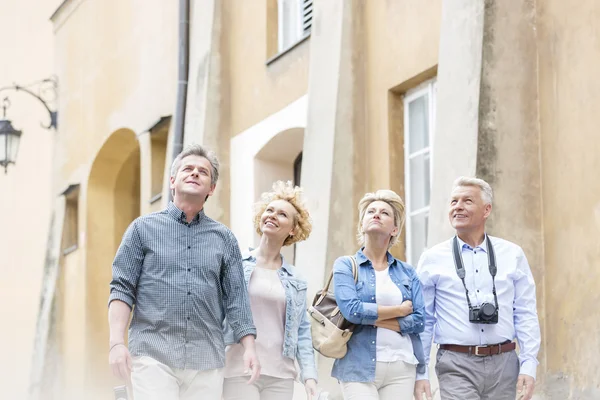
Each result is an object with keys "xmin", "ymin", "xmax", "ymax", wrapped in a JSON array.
[
  {"xmin": 372, "ymin": 358, "xmax": 375, "ymax": 362},
  {"xmin": 372, "ymin": 341, "xmax": 375, "ymax": 344},
  {"xmin": 187, "ymin": 316, "xmax": 191, "ymax": 320},
  {"xmin": 187, "ymin": 246, "xmax": 191, "ymax": 249},
  {"xmin": 187, "ymin": 291, "xmax": 191, "ymax": 295},
  {"xmin": 187, "ymin": 268, "xmax": 191, "ymax": 272},
  {"xmin": 477, "ymin": 290, "xmax": 480, "ymax": 293},
  {"xmin": 371, "ymin": 297, "xmax": 375, "ymax": 300},
  {"xmin": 481, "ymin": 329, "xmax": 484, "ymax": 332},
  {"xmin": 354, "ymin": 313, "xmax": 357, "ymax": 315},
  {"xmin": 476, "ymin": 270, "xmax": 479, "ymax": 273}
]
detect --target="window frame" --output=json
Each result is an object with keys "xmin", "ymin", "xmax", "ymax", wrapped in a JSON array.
[
  {"xmin": 276, "ymin": 0, "xmax": 311, "ymax": 53},
  {"xmin": 403, "ymin": 79, "xmax": 437, "ymax": 265},
  {"xmin": 61, "ymin": 184, "xmax": 80, "ymax": 256}
]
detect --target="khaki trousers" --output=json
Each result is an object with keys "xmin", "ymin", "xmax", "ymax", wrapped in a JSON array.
[
  {"xmin": 131, "ymin": 356, "xmax": 224, "ymax": 400},
  {"xmin": 223, "ymin": 375, "xmax": 295, "ymax": 400},
  {"xmin": 340, "ymin": 360, "xmax": 416, "ymax": 400}
]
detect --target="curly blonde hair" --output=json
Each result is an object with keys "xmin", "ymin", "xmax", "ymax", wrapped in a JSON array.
[
  {"xmin": 253, "ymin": 181, "xmax": 312, "ymax": 247},
  {"xmin": 357, "ymin": 189, "xmax": 406, "ymax": 249}
]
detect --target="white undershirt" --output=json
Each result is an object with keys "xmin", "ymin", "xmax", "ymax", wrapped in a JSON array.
[{"xmin": 375, "ymin": 267, "xmax": 418, "ymax": 364}]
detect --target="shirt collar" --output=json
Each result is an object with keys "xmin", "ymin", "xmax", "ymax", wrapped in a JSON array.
[
  {"xmin": 456, "ymin": 233, "xmax": 488, "ymax": 253},
  {"xmin": 243, "ymin": 248, "xmax": 294, "ymax": 275},
  {"xmin": 166, "ymin": 201, "xmax": 205, "ymax": 224},
  {"xmin": 355, "ymin": 247, "xmax": 396, "ymax": 267}
]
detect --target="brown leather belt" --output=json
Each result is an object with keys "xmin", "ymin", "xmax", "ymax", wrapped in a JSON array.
[{"xmin": 440, "ymin": 341, "xmax": 516, "ymax": 357}]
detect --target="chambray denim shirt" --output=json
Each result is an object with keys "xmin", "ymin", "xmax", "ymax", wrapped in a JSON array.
[
  {"xmin": 224, "ymin": 250, "xmax": 318, "ymax": 383},
  {"xmin": 331, "ymin": 249, "xmax": 426, "ymax": 382}
]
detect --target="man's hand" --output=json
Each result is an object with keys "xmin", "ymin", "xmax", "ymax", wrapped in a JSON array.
[
  {"xmin": 517, "ymin": 374, "xmax": 535, "ymax": 400},
  {"xmin": 414, "ymin": 379, "xmax": 432, "ymax": 400},
  {"xmin": 398, "ymin": 300, "xmax": 413, "ymax": 317},
  {"xmin": 304, "ymin": 379, "xmax": 317, "ymax": 399},
  {"xmin": 242, "ymin": 346, "xmax": 261, "ymax": 384},
  {"xmin": 109, "ymin": 343, "xmax": 132, "ymax": 381},
  {"xmin": 240, "ymin": 335, "xmax": 261, "ymax": 384}
]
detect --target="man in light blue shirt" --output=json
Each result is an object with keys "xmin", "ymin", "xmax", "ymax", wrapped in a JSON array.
[{"xmin": 414, "ymin": 177, "xmax": 540, "ymax": 400}]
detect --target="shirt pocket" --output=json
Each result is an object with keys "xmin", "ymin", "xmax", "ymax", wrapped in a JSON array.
[
  {"xmin": 288, "ymin": 279, "xmax": 308, "ymax": 306},
  {"xmin": 400, "ymin": 278, "xmax": 412, "ymax": 300},
  {"xmin": 355, "ymin": 281, "xmax": 369, "ymax": 302}
]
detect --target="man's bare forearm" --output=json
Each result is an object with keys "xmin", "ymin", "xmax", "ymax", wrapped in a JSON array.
[{"xmin": 108, "ymin": 300, "xmax": 132, "ymax": 346}]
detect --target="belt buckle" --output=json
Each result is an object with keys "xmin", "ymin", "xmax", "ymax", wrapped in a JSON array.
[{"xmin": 474, "ymin": 346, "xmax": 486, "ymax": 357}]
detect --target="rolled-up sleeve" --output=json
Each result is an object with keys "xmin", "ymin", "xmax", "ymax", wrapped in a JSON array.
[
  {"xmin": 221, "ymin": 232, "xmax": 256, "ymax": 342},
  {"xmin": 333, "ymin": 256, "xmax": 378, "ymax": 325},
  {"xmin": 296, "ymin": 295, "xmax": 318, "ymax": 383},
  {"xmin": 398, "ymin": 269, "xmax": 425, "ymax": 334},
  {"xmin": 108, "ymin": 220, "xmax": 144, "ymax": 309}
]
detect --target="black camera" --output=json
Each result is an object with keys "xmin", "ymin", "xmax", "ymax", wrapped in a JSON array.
[{"xmin": 469, "ymin": 302, "xmax": 498, "ymax": 324}]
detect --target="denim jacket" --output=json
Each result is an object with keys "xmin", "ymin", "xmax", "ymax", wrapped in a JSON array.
[
  {"xmin": 331, "ymin": 249, "xmax": 426, "ymax": 382},
  {"xmin": 224, "ymin": 250, "xmax": 318, "ymax": 383}
]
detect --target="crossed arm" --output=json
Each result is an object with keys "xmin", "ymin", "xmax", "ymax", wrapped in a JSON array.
[{"xmin": 333, "ymin": 257, "xmax": 424, "ymax": 333}]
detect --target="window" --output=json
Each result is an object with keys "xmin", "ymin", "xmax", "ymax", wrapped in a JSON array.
[
  {"xmin": 278, "ymin": 0, "xmax": 312, "ymax": 52},
  {"xmin": 61, "ymin": 184, "xmax": 80, "ymax": 255},
  {"xmin": 404, "ymin": 80, "xmax": 436, "ymax": 264},
  {"xmin": 293, "ymin": 152, "xmax": 302, "ymax": 186},
  {"xmin": 292, "ymin": 151, "xmax": 302, "ymax": 262},
  {"xmin": 149, "ymin": 116, "xmax": 170, "ymax": 204}
]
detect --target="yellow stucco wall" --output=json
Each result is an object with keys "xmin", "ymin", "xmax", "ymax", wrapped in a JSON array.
[
  {"xmin": 49, "ymin": 1, "xmax": 178, "ymax": 397},
  {"xmin": 52, "ymin": 0, "xmax": 177, "ymax": 192},
  {"xmin": 0, "ymin": 0, "xmax": 60, "ymax": 396},
  {"xmin": 364, "ymin": 0, "xmax": 441, "ymax": 191},
  {"xmin": 226, "ymin": 0, "xmax": 310, "ymax": 136},
  {"xmin": 537, "ymin": 0, "xmax": 600, "ymax": 394},
  {"xmin": 225, "ymin": 1, "xmax": 441, "ymax": 259}
]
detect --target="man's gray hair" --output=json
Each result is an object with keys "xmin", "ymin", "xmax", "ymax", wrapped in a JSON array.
[
  {"xmin": 170, "ymin": 144, "xmax": 220, "ymax": 186},
  {"xmin": 452, "ymin": 176, "xmax": 493, "ymax": 205}
]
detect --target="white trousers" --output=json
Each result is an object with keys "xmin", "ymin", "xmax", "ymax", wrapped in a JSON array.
[
  {"xmin": 340, "ymin": 360, "xmax": 416, "ymax": 400},
  {"xmin": 131, "ymin": 356, "xmax": 224, "ymax": 400},
  {"xmin": 223, "ymin": 375, "xmax": 295, "ymax": 400}
]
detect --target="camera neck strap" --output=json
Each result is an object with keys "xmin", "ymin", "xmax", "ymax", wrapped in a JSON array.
[{"xmin": 452, "ymin": 235, "xmax": 498, "ymax": 312}]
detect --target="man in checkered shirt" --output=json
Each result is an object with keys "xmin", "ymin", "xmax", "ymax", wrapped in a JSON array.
[{"xmin": 108, "ymin": 144, "xmax": 259, "ymax": 400}]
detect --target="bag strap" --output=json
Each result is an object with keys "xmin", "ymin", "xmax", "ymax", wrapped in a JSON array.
[
  {"xmin": 321, "ymin": 255, "xmax": 358, "ymax": 293},
  {"xmin": 349, "ymin": 255, "xmax": 358, "ymax": 282}
]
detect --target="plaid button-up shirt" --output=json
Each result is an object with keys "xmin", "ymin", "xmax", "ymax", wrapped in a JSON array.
[{"xmin": 109, "ymin": 202, "xmax": 256, "ymax": 371}]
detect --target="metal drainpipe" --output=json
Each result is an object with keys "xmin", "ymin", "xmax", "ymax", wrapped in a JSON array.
[{"xmin": 170, "ymin": 0, "xmax": 190, "ymax": 201}]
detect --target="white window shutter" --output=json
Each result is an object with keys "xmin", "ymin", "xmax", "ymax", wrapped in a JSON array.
[{"xmin": 302, "ymin": 0, "xmax": 313, "ymax": 34}]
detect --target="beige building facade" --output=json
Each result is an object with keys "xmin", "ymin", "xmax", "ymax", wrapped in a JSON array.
[
  {"xmin": 0, "ymin": 0, "xmax": 61, "ymax": 398},
  {"xmin": 1, "ymin": 0, "xmax": 599, "ymax": 399}
]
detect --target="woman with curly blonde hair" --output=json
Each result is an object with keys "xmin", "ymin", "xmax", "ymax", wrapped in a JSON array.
[{"xmin": 223, "ymin": 181, "xmax": 318, "ymax": 400}]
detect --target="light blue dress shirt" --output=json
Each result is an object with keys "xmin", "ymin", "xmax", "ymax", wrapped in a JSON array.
[{"xmin": 416, "ymin": 235, "xmax": 541, "ymax": 380}]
